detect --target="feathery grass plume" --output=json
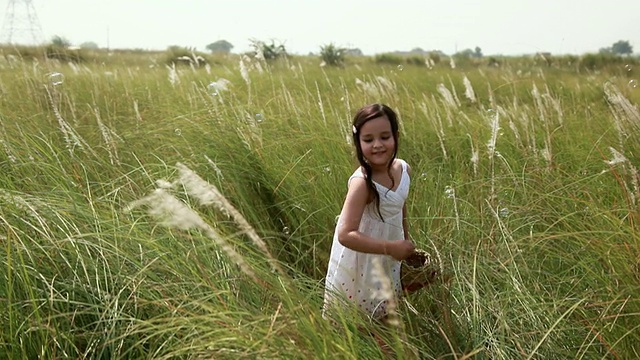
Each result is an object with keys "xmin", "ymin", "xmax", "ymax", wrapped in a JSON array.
[
  {"xmin": 486, "ymin": 107, "xmax": 500, "ymax": 204},
  {"xmin": 279, "ymin": 78, "xmax": 302, "ymax": 120},
  {"xmin": 93, "ymin": 106, "xmax": 120, "ymax": 166},
  {"xmin": 604, "ymin": 83, "xmax": 640, "ymax": 125},
  {"xmin": 204, "ymin": 155, "xmax": 224, "ymax": 180},
  {"xmin": 468, "ymin": 134, "xmax": 479, "ymax": 176},
  {"xmin": 508, "ymin": 116, "xmax": 524, "ymax": 150},
  {"xmin": 486, "ymin": 107, "xmax": 500, "ymax": 158},
  {"xmin": 421, "ymin": 98, "xmax": 448, "ymax": 158},
  {"xmin": 45, "ymin": 86, "xmax": 98, "ymax": 158},
  {"xmin": 166, "ymin": 63, "xmax": 179, "ymax": 86},
  {"xmin": 447, "ymin": 76, "xmax": 462, "ymax": 108},
  {"xmin": 355, "ymin": 77, "xmax": 380, "ymax": 98},
  {"xmin": 315, "ymin": 81, "xmax": 327, "ymax": 125},
  {"xmin": 425, "ymin": 57, "xmax": 434, "ymax": 69},
  {"xmin": 604, "ymin": 147, "xmax": 639, "ymax": 207},
  {"xmin": 532, "ymin": 84, "xmax": 554, "ymax": 168},
  {"xmin": 239, "ymin": 55, "xmax": 251, "ymax": 85},
  {"xmin": 375, "ymin": 76, "xmax": 396, "ymax": 94},
  {"xmin": 175, "ymin": 162, "xmax": 285, "ymax": 275},
  {"xmin": 0, "ymin": 138, "xmax": 16, "ymax": 163},
  {"xmin": 604, "ymin": 82, "xmax": 640, "ymax": 150},
  {"xmin": 208, "ymin": 78, "xmax": 231, "ymax": 93},
  {"xmin": 449, "ymin": 57, "xmax": 456, "ymax": 69},
  {"xmin": 238, "ymin": 111, "xmax": 263, "ymax": 149},
  {"xmin": 125, "ymin": 187, "xmax": 258, "ymax": 281},
  {"xmin": 542, "ymin": 85, "xmax": 563, "ymax": 125},
  {"xmin": 463, "ymin": 75, "xmax": 476, "ymax": 103},
  {"xmin": 436, "ymin": 83, "xmax": 458, "ymax": 109},
  {"xmin": 605, "ymin": 147, "xmax": 628, "ymax": 166},
  {"xmin": 0, "ymin": 189, "xmax": 46, "ymax": 225},
  {"xmin": 370, "ymin": 257, "xmax": 399, "ymax": 327},
  {"xmin": 133, "ymin": 100, "xmax": 143, "ymax": 123}
]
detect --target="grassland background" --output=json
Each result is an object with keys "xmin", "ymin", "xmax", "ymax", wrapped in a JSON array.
[{"xmin": 1, "ymin": 47, "xmax": 639, "ymax": 359}]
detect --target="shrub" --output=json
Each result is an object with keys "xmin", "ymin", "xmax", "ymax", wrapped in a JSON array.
[
  {"xmin": 405, "ymin": 55, "xmax": 426, "ymax": 66},
  {"xmin": 319, "ymin": 43, "xmax": 346, "ymax": 66},
  {"xmin": 163, "ymin": 45, "xmax": 208, "ymax": 67},
  {"xmin": 45, "ymin": 45, "xmax": 85, "ymax": 63},
  {"xmin": 249, "ymin": 39, "xmax": 287, "ymax": 61},
  {"xmin": 374, "ymin": 53, "xmax": 403, "ymax": 65}
]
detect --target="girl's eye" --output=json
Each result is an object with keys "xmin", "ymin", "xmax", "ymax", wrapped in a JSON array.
[
  {"xmin": 381, "ymin": 136, "xmax": 390, "ymax": 140},
  {"xmin": 363, "ymin": 139, "xmax": 373, "ymax": 143}
]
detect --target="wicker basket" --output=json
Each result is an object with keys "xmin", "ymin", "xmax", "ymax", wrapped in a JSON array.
[{"xmin": 400, "ymin": 249, "xmax": 440, "ymax": 291}]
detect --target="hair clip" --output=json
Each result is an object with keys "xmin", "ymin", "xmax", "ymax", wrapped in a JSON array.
[{"xmin": 352, "ymin": 125, "xmax": 357, "ymax": 134}]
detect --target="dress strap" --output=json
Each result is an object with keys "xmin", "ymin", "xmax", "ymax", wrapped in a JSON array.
[
  {"xmin": 347, "ymin": 167, "xmax": 364, "ymax": 187},
  {"xmin": 399, "ymin": 159, "xmax": 407, "ymax": 173}
]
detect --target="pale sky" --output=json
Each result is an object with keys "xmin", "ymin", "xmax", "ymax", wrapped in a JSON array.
[{"xmin": 2, "ymin": 0, "xmax": 639, "ymax": 56}]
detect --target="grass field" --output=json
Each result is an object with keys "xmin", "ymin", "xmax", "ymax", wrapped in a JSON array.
[{"xmin": 1, "ymin": 48, "xmax": 639, "ymax": 359}]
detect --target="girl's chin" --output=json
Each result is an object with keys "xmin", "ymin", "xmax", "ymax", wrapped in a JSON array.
[{"xmin": 369, "ymin": 158, "xmax": 392, "ymax": 167}]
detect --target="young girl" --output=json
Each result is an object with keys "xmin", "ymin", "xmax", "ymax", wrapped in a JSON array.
[{"xmin": 323, "ymin": 103, "xmax": 415, "ymax": 322}]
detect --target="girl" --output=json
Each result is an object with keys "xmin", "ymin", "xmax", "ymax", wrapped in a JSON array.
[{"xmin": 323, "ymin": 103, "xmax": 415, "ymax": 322}]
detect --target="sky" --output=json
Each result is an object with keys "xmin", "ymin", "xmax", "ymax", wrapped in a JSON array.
[{"xmin": 2, "ymin": 0, "xmax": 639, "ymax": 56}]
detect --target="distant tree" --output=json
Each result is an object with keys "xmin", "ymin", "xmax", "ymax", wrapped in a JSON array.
[
  {"xmin": 79, "ymin": 41, "xmax": 99, "ymax": 50},
  {"xmin": 474, "ymin": 46, "xmax": 483, "ymax": 58},
  {"xmin": 205, "ymin": 40, "xmax": 234, "ymax": 53},
  {"xmin": 611, "ymin": 40, "xmax": 633, "ymax": 55},
  {"xmin": 50, "ymin": 35, "xmax": 71, "ymax": 48},
  {"xmin": 599, "ymin": 46, "xmax": 612, "ymax": 54},
  {"xmin": 319, "ymin": 43, "xmax": 346, "ymax": 66},
  {"xmin": 454, "ymin": 48, "xmax": 475, "ymax": 58}
]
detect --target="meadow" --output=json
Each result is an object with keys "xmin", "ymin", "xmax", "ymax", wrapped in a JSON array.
[{"xmin": 1, "ymin": 47, "xmax": 639, "ymax": 359}]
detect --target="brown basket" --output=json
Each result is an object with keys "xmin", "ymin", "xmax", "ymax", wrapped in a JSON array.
[{"xmin": 400, "ymin": 249, "xmax": 440, "ymax": 291}]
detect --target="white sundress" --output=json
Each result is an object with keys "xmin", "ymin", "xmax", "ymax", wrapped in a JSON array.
[{"xmin": 323, "ymin": 159, "xmax": 410, "ymax": 320}]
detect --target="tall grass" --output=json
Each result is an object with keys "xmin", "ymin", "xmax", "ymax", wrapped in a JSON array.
[{"xmin": 1, "ymin": 49, "xmax": 639, "ymax": 359}]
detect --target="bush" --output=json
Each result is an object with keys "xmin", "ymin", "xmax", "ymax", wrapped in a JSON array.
[
  {"xmin": 163, "ymin": 45, "xmax": 208, "ymax": 67},
  {"xmin": 319, "ymin": 43, "xmax": 346, "ymax": 66},
  {"xmin": 405, "ymin": 55, "xmax": 426, "ymax": 66},
  {"xmin": 374, "ymin": 53, "xmax": 403, "ymax": 65},
  {"xmin": 579, "ymin": 53, "xmax": 628, "ymax": 71},
  {"xmin": 45, "ymin": 45, "xmax": 86, "ymax": 63},
  {"xmin": 249, "ymin": 39, "xmax": 287, "ymax": 61}
]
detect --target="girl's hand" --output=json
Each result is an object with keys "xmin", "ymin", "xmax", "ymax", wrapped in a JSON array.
[{"xmin": 387, "ymin": 240, "xmax": 415, "ymax": 261}]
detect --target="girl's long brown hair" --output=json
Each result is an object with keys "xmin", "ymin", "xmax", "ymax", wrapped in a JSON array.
[{"xmin": 351, "ymin": 103, "xmax": 399, "ymax": 221}]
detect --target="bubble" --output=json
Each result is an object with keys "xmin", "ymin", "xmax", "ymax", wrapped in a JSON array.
[
  {"xmin": 397, "ymin": 65, "xmax": 404, "ymax": 71},
  {"xmin": 629, "ymin": 80, "xmax": 638, "ymax": 89},
  {"xmin": 207, "ymin": 82, "xmax": 218, "ymax": 96},
  {"xmin": 625, "ymin": 64, "xmax": 632, "ymax": 72},
  {"xmin": 283, "ymin": 226, "xmax": 290, "ymax": 235},
  {"xmin": 323, "ymin": 166, "xmax": 331, "ymax": 173},
  {"xmin": 444, "ymin": 185, "xmax": 455, "ymax": 199},
  {"xmin": 499, "ymin": 208, "xmax": 509, "ymax": 218},
  {"xmin": 255, "ymin": 113, "xmax": 264, "ymax": 123},
  {"xmin": 174, "ymin": 129, "xmax": 181, "ymax": 136},
  {"xmin": 420, "ymin": 172, "xmax": 427, "ymax": 180},
  {"xmin": 47, "ymin": 72, "xmax": 64, "ymax": 86}
]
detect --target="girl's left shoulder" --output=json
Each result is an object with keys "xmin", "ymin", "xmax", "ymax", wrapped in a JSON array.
[{"xmin": 395, "ymin": 158, "xmax": 411, "ymax": 176}]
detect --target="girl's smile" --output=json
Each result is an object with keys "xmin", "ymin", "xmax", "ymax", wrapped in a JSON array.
[{"xmin": 359, "ymin": 115, "xmax": 397, "ymax": 169}]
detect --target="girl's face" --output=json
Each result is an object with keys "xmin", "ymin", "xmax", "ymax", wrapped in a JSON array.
[{"xmin": 358, "ymin": 115, "xmax": 397, "ymax": 169}]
